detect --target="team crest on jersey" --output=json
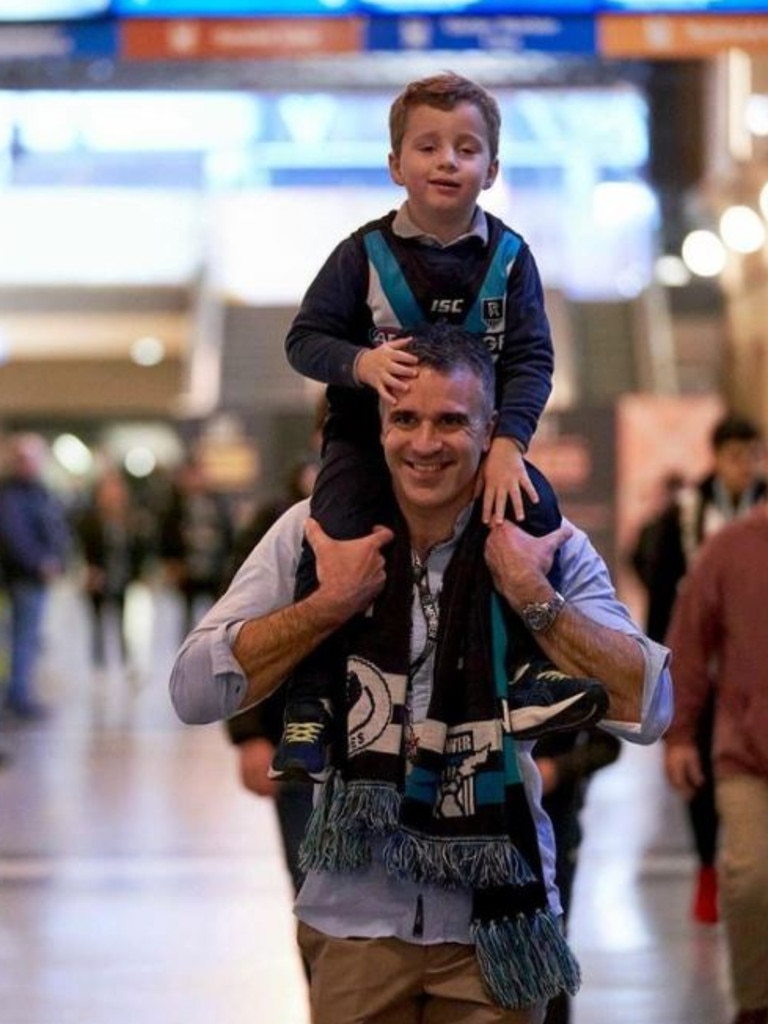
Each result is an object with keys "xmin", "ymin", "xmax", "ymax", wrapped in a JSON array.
[
  {"xmin": 370, "ymin": 327, "xmax": 402, "ymax": 347},
  {"xmin": 482, "ymin": 297, "xmax": 505, "ymax": 330}
]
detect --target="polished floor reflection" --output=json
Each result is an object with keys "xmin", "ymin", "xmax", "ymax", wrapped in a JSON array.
[{"xmin": 0, "ymin": 577, "xmax": 733, "ymax": 1024}]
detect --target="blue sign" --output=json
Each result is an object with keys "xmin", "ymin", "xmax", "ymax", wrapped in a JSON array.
[
  {"xmin": 366, "ymin": 12, "xmax": 595, "ymax": 50},
  {"xmin": 602, "ymin": 1, "xmax": 768, "ymax": 9},
  {"xmin": 113, "ymin": 0, "xmax": 357, "ymax": 13},
  {"xmin": 113, "ymin": 0, "xmax": 597, "ymax": 14},
  {"xmin": 67, "ymin": 17, "xmax": 118, "ymax": 52}
]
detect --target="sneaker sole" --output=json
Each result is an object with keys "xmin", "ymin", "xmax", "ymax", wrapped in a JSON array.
[
  {"xmin": 268, "ymin": 763, "xmax": 330, "ymax": 784},
  {"xmin": 508, "ymin": 692, "xmax": 607, "ymax": 740}
]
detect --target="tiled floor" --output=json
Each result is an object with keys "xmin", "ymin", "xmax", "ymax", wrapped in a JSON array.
[{"xmin": 0, "ymin": 576, "xmax": 734, "ymax": 1024}]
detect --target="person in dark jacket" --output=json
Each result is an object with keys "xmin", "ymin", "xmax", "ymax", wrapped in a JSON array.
[
  {"xmin": 158, "ymin": 455, "xmax": 234, "ymax": 638},
  {"xmin": 0, "ymin": 433, "xmax": 70, "ymax": 719},
  {"xmin": 74, "ymin": 468, "xmax": 149, "ymax": 673}
]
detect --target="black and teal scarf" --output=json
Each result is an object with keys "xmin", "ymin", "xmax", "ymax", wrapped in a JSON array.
[{"xmin": 299, "ymin": 505, "xmax": 581, "ymax": 1009}]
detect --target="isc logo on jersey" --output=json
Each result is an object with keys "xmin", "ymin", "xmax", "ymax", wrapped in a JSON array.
[{"xmin": 430, "ymin": 298, "xmax": 464, "ymax": 315}]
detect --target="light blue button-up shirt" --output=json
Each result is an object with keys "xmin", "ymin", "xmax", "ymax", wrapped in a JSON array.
[{"xmin": 170, "ymin": 498, "xmax": 673, "ymax": 945}]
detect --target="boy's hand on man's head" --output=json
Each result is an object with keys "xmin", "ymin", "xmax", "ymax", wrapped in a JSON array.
[
  {"xmin": 481, "ymin": 435, "xmax": 540, "ymax": 525},
  {"xmin": 354, "ymin": 338, "xmax": 419, "ymax": 405}
]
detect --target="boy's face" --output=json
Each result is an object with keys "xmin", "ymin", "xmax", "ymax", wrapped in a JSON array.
[{"xmin": 388, "ymin": 101, "xmax": 498, "ymax": 241}]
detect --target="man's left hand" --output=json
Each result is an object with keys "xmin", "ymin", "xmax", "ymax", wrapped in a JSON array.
[{"xmin": 484, "ymin": 519, "xmax": 573, "ymax": 612}]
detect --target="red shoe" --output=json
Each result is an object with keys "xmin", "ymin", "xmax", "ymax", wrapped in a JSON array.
[{"xmin": 692, "ymin": 865, "xmax": 719, "ymax": 924}]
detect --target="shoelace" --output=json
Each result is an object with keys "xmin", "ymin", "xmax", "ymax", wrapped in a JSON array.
[{"xmin": 284, "ymin": 722, "xmax": 324, "ymax": 743}]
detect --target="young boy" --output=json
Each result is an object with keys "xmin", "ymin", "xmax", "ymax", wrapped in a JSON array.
[{"xmin": 271, "ymin": 72, "xmax": 607, "ymax": 783}]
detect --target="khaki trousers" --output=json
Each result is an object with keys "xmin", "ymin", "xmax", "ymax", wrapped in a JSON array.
[
  {"xmin": 297, "ymin": 921, "xmax": 546, "ymax": 1024},
  {"xmin": 716, "ymin": 774, "xmax": 768, "ymax": 1011}
]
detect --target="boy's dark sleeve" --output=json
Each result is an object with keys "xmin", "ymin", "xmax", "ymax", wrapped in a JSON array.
[
  {"xmin": 286, "ymin": 234, "xmax": 372, "ymax": 387},
  {"xmin": 494, "ymin": 243, "xmax": 554, "ymax": 449}
]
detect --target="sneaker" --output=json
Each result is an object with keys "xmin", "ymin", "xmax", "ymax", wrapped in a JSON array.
[
  {"xmin": 692, "ymin": 864, "xmax": 719, "ymax": 924},
  {"xmin": 504, "ymin": 661, "xmax": 609, "ymax": 740},
  {"xmin": 268, "ymin": 701, "xmax": 332, "ymax": 783}
]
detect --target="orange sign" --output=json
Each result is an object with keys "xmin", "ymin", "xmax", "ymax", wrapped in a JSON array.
[
  {"xmin": 122, "ymin": 16, "xmax": 364, "ymax": 60},
  {"xmin": 599, "ymin": 13, "xmax": 768, "ymax": 57}
]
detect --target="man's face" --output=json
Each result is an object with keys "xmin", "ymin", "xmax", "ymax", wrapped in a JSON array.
[
  {"xmin": 380, "ymin": 365, "xmax": 495, "ymax": 519},
  {"xmin": 714, "ymin": 438, "xmax": 764, "ymax": 499}
]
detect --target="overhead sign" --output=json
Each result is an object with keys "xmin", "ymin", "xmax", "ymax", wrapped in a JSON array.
[
  {"xmin": 0, "ymin": 0, "xmax": 109, "ymax": 18},
  {"xmin": 121, "ymin": 15, "xmax": 364, "ymax": 57},
  {"xmin": 0, "ymin": 19, "xmax": 116, "ymax": 55},
  {"xmin": 599, "ymin": 11, "xmax": 768, "ymax": 53},
  {"xmin": 366, "ymin": 13, "xmax": 596, "ymax": 50},
  {"xmin": 602, "ymin": 1, "xmax": 768, "ymax": 9},
  {"xmin": 114, "ymin": 0, "xmax": 597, "ymax": 14}
]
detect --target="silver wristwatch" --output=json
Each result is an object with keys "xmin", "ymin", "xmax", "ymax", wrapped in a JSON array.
[{"xmin": 520, "ymin": 591, "xmax": 565, "ymax": 633}]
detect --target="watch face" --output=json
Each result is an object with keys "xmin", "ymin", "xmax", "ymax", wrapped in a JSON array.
[
  {"xmin": 524, "ymin": 604, "xmax": 551, "ymax": 632},
  {"xmin": 522, "ymin": 594, "xmax": 563, "ymax": 632}
]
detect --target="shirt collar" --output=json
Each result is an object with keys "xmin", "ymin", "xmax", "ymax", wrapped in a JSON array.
[
  {"xmin": 415, "ymin": 502, "xmax": 475, "ymax": 563},
  {"xmin": 392, "ymin": 203, "xmax": 488, "ymax": 248}
]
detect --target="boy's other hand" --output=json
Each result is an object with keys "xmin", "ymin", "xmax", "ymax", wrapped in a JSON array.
[
  {"xmin": 354, "ymin": 338, "xmax": 419, "ymax": 404},
  {"xmin": 481, "ymin": 436, "xmax": 540, "ymax": 525}
]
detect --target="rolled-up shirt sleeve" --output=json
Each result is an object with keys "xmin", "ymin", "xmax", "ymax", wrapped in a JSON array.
[
  {"xmin": 169, "ymin": 499, "xmax": 308, "ymax": 725},
  {"xmin": 559, "ymin": 519, "xmax": 673, "ymax": 745}
]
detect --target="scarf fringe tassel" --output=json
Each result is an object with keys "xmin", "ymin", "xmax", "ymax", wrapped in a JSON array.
[
  {"xmin": 384, "ymin": 828, "xmax": 536, "ymax": 889},
  {"xmin": 471, "ymin": 909, "xmax": 582, "ymax": 1009},
  {"xmin": 299, "ymin": 774, "xmax": 400, "ymax": 874}
]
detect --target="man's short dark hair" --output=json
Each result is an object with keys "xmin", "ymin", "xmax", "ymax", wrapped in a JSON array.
[
  {"xmin": 711, "ymin": 413, "xmax": 761, "ymax": 450},
  {"xmin": 403, "ymin": 322, "xmax": 495, "ymax": 415}
]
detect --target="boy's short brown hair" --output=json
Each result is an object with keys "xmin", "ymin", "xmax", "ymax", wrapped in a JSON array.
[{"xmin": 389, "ymin": 72, "xmax": 501, "ymax": 161}]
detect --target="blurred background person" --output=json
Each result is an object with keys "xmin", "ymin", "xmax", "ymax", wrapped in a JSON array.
[
  {"xmin": 158, "ymin": 454, "xmax": 235, "ymax": 638},
  {"xmin": 224, "ymin": 452, "xmax": 321, "ymax": 983},
  {"xmin": 642, "ymin": 412, "xmax": 766, "ymax": 924},
  {"xmin": 225, "ymin": 448, "xmax": 322, "ymax": 885},
  {"xmin": 73, "ymin": 467, "xmax": 151, "ymax": 678},
  {"xmin": 629, "ymin": 470, "xmax": 686, "ymax": 602},
  {"xmin": 664, "ymin": 501, "xmax": 768, "ymax": 1024},
  {"xmin": 536, "ymin": 728, "xmax": 622, "ymax": 1024},
  {"xmin": 227, "ymin": 454, "xmax": 319, "ymax": 583},
  {"xmin": 0, "ymin": 432, "xmax": 70, "ymax": 721}
]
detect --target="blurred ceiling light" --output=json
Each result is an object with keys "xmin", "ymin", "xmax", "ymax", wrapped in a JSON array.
[
  {"xmin": 123, "ymin": 446, "xmax": 156, "ymax": 478},
  {"xmin": 745, "ymin": 94, "xmax": 768, "ymax": 137},
  {"xmin": 52, "ymin": 433, "xmax": 93, "ymax": 476},
  {"xmin": 592, "ymin": 180, "xmax": 656, "ymax": 227},
  {"xmin": 130, "ymin": 335, "xmax": 166, "ymax": 367},
  {"xmin": 655, "ymin": 254, "xmax": 691, "ymax": 287},
  {"xmin": 681, "ymin": 229, "xmax": 726, "ymax": 278},
  {"xmin": 719, "ymin": 204, "xmax": 766, "ymax": 254}
]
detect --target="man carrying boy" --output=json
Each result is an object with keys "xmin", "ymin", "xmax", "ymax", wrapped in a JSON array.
[
  {"xmin": 170, "ymin": 325, "xmax": 673, "ymax": 1024},
  {"xmin": 274, "ymin": 71, "xmax": 605, "ymax": 782}
]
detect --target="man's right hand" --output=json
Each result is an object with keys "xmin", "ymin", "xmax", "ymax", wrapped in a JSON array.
[
  {"xmin": 664, "ymin": 742, "xmax": 705, "ymax": 800},
  {"xmin": 304, "ymin": 517, "xmax": 394, "ymax": 626}
]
